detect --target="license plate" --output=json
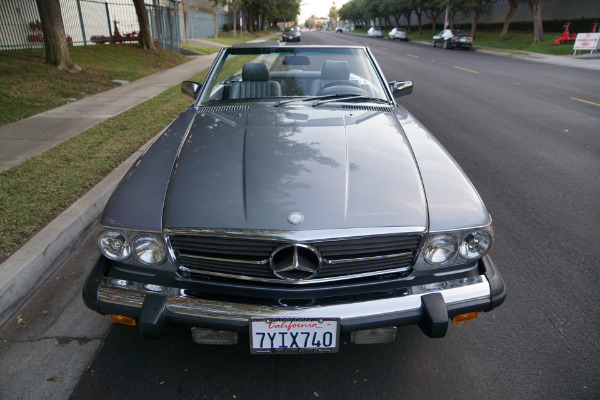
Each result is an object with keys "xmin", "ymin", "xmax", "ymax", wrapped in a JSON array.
[{"xmin": 250, "ymin": 317, "xmax": 340, "ymax": 354}]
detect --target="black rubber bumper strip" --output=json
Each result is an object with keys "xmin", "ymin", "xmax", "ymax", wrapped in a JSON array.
[
  {"xmin": 139, "ymin": 294, "xmax": 168, "ymax": 339},
  {"xmin": 419, "ymin": 292, "xmax": 449, "ymax": 338},
  {"xmin": 481, "ymin": 255, "xmax": 507, "ymax": 310}
]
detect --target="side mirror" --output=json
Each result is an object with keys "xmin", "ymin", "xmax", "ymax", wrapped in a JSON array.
[
  {"xmin": 389, "ymin": 80, "xmax": 413, "ymax": 99},
  {"xmin": 181, "ymin": 81, "xmax": 201, "ymax": 99}
]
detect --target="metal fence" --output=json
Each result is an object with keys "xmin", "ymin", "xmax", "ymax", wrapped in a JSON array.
[
  {"xmin": 184, "ymin": 9, "xmax": 231, "ymax": 39},
  {"xmin": 0, "ymin": 0, "xmax": 181, "ymax": 52}
]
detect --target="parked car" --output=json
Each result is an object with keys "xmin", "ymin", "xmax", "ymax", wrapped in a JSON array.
[
  {"xmin": 367, "ymin": 27, "xmax": 383, "ymax": 38},
  {"xmin": 336, "ymin": 26, "xmax": 343, "ymax": 33},
  {"xmin": 281, "ymin": 26, "xmax": 301, "ymax": 42},
  {"xmin": 388, "ymin": 27, "xmax": 408, "ymax": 41},
  {"xmin": 432, "ymin": 29, "xmax": 473, "ymax": 49},
  {"xmin": 83, "ymin": 43, "xmax": 506, "ymax": 354}
]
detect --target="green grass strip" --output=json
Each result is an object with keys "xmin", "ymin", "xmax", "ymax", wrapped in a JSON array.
[{"xmin": 0, "ymin": 69, "xmax": 209, "ymax": 262}]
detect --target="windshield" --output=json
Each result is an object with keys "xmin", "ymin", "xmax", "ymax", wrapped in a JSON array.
[
  {"xmin": 284, "ymin": 27, "xmax": 299, "ymax": 32},
  {"xmin": 198, "ymin": 47, "xmax": 389, "ymax": 105}
]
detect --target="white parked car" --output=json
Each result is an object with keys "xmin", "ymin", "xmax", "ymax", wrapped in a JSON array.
[
  {"xmin": 388, "ymin": 27, "xmax": 408, "ymax": 41},
  {"xmin": 367, "ymin": 27, "xmax": 383, "ymax": 38}
]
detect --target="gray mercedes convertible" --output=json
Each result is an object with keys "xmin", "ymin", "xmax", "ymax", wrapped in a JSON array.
[{"xmin": 83, "ymin": 44, "xmax": 505, "ymax": 354}]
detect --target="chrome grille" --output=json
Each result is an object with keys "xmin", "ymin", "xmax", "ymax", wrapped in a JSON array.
[{"xmin": 168, "ymin": 234, "xmax": 422, "ymax": 283}]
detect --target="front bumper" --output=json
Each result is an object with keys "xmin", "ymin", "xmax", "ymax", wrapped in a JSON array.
[{"xmin": 83, "ymin": 255, "xmax": 505, "ymax": 339}]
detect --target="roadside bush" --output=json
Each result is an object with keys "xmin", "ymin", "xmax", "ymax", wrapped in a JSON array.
[{"xmin": 222, "ymin": 23, "xmax": 233, "ymax": 32}]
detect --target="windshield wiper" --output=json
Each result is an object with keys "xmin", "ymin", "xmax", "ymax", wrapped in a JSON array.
[
  {"xmin": 312, "ymin": 95, "xmax": 392, "ymax": 107},
  {"xmin": 274, "ymin": 94, "xmax": 349, "ymax": 107},
  {"xmin": 274, "ymin": 94, "xmax": 392, "ymax": 107}
]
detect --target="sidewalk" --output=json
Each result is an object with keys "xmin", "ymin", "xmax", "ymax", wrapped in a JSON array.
[
  {"xmin": 0, "ymin": 53, "xmax": 218, "ymax": 172},
  {"xmin": 0, "ymin": 33, "xmax": 278, "ymax": 328},
  {"xmin": 477, "ymin": 47, "xmax": 600, "ymax": 70}
]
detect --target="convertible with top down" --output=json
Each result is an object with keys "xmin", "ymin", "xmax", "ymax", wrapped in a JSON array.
[{"xmin": 83, "ymin": 43, "xmax": 506, "ymax": 354}]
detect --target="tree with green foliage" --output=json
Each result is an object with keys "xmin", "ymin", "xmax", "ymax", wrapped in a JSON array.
[
  {"xmin": 35, "ymin": 0, "xmax": 80, "ymax": 72},
  {"xmin": 424, "ymin": 0, "xmax": 445, "ymax": 33},
  {"xmin": 329, "ymin": 2, "xmax": 339, "ymax": 27},
  {"xmin": 463, "ymin": 0, "xmax": 497, "ymax": 39}
]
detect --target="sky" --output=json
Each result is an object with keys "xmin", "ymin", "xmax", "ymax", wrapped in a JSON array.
[{"xmin": 298, "ymin": 0, "xmax": 350, "ymax": 24}]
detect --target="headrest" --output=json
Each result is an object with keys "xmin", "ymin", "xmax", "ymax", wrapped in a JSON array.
[
  {"xmin": 242, "ymin": 63, "xmax": 270, "ymax": 81},
  {"xmin": 321, "ymin": 60, "xmax": 350, "ymax": 81}
]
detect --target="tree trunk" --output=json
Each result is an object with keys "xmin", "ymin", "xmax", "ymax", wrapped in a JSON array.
[
  {"xmin": 133, "ymin": 0, "xmax": 155, "ymax": 49},
  {"xmin": 526, "ymin": 0, "xmax": 544, "ymax": 45},
  {"xmin": 35, "ymin": 0, "xmax": 79, "ymax": 72},
  {"xmin": 232, "ymin": 5, "xmax": 237, "ymax": 37},
  {"xmin": 183, "ymin": 8, "xmax": 189, "ymax": 44},
  {"xmin": 471, "ymin": 0, "xmax": 482, "ymax": 39},
  {"xmin": 498, "ymin": 0, "xmax": 518, "ymax": 42},
  {"xmin": 415, "ymin": 11, "xmax": 423, "ymax": 35},
  {"xmin": 403, "ymin": 10, "xmax": 412, "ymax": 32},
  {"xmin": 213, "ymin": 11, "xmax": 218, "ymax": 38}
]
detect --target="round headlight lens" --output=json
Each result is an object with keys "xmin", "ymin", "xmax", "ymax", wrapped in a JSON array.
[
  {"xmin": 459, "ymin": 229, "xmax": 493, "ymax": 260},
  {"xmin": 423, "ymin": 234, "xmax": 458, "ymax": 265},
  {"xmin": 133, "ymin": 235, "xmax": 167, "ymax": 265},
  {"xmin": 98, "ymin": 230, "xmax": 131, "ymax": 261}
]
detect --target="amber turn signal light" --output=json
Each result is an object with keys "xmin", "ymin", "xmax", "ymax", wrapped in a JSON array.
[
  {"xmin": 452, "ymin": 312, "xmax": 479, "ymax": 323},
  {"xmin": 109, "ymin": 314, "xmax": 136, "ymax": 326}
]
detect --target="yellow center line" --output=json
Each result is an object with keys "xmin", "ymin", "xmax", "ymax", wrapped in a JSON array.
[
  {"xmin": 406, "ymin": 53, "xmax": 419, "ymax": 58},
  {"xmin": 571, "ymin": 97, "xmax": 600, "ymax": 107},
  {"xmin": 379, "ymin": 46, "xmax": 388, "ymax": 51},
  {"xmin": 453, "ymin": 66, "xmax": 479, "ymax": 74}
]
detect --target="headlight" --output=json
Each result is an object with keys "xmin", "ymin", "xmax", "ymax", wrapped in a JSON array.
[
  {"xmin": 423, "ymin": 234, "xmax": 458, "ymax": 265},
  {"xmin": 459, "ymin": 229, "xmax": 493, "ymax": 260},
  {"xmin": 133, "ymin": 235, "xmax": 167, "ymax": 265},
  {"xmin": 98, "ymin": 230, "xmax": 131, "ymax": 261}
]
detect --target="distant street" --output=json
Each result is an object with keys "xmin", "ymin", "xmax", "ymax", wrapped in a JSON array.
[{"xmin": 4, "ymin": 31, "xmax": 599, "ymax": 400}]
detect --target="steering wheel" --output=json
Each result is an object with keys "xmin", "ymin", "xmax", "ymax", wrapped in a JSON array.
[{"xmin": 317, "ymin": 80, "xmax": 367, "ymax": 96}]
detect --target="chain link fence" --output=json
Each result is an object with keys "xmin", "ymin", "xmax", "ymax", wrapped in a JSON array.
[{"xmin": 0, "ymin": 0, "xmax": 181, "ymax": 52}]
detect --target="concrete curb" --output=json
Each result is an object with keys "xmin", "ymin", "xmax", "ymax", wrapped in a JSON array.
[{"xmin": 0, "ymin": 133, "xmax": 158, "ymax": 327}]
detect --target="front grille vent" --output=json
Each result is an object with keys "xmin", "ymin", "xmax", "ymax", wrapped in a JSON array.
[
  {"xmin": 197, "ymin": 105, "xmax": 249, "ymax": 113},
  {"xmin": 168, "ymin": 234, "xmax": 422, "ymax": 284}
]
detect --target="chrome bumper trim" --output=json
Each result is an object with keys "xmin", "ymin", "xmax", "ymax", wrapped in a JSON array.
[{"xmin": 98, "ymin": 275, "xmax": 491, "ymax": 325}]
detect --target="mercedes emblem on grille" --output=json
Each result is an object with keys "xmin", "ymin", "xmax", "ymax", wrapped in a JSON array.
[
  {"xmin": 269, "ymin": 244, "xmax": 322, "ymax": 281},
  {"xmin": 287, "ymin": 211, "xmax": 304, "ymax": 225}
]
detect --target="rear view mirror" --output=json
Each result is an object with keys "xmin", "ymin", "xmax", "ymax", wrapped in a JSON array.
[
  {"xmin": 181, "ymin": 81, "xmax": 202, "ymax": 99},
  {"xmin": 282, "ymin": 55, "xmax": 310, "ymax": 66},
  {"xmin": 389, "ymin": 80, "xmax": 413, "ymax": 98}
]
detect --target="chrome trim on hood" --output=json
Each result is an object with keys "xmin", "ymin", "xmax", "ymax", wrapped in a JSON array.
[{"xmin": 163, "ymin": 227, "xmax": 427, "ymax": 242}]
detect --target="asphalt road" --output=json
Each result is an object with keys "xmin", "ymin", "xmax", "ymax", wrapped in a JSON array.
[{"xmin": 21, "ymin": 31, "xmax": 600, "ymax": 399}]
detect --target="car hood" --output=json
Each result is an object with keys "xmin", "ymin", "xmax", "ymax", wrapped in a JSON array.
[{"xmin": 163, "ymin": 106, "xmax": 427, "ymax": 231}]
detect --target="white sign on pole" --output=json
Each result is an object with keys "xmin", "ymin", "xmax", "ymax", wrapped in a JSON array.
[{"xmin": 573, "ymin": 33, "xmax": 600, "ymax": 54}]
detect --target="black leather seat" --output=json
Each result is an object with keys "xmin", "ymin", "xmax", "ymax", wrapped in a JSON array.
[
  {"xmin": 309, "ymin": 60, "xmax": 351, "ymax": 95},
  {"xmin": 228, "ymin": 63, "xmax": 281, "ymax": 99}
]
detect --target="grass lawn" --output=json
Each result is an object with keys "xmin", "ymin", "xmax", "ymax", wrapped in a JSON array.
[
  {"xmin": 180, "ymin": 44, "xmax": 222, "ymax": 55},
  {"xmin": 199, "ymin": 29, "xmax": 278, "ymax": 46},
  {"xmin": 0, "ymin": 44, "xmax": 189, "ymax": 127},
  {"xmin": 408, "ymin": 30, "xmax": 576, "ymax": 55}
]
